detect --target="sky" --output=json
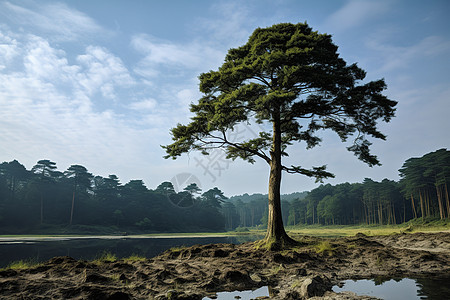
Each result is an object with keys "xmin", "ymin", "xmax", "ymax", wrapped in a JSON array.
[{"xmin": 0, "ymin": 0, "xmax": 449, "ymax": 197}]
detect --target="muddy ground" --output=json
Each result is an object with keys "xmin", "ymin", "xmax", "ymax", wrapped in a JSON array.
[{"xmin": 0, "ymin": 232, "xmax": 449, "ymax": 299}]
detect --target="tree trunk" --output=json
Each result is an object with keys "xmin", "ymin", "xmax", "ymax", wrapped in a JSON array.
[
  {"xmin": 403, "ymin": 198, "xmax": 406, "ymax": 223},
  {"xmin": 445, "ymin": 182, "xmax": 450, "ymax": 219},
  {"xmin": 436, "ymin": 184, "xmax": 444, "ymax": 220},
  {"xmin": 425, "ymin": 191, "xmax": 430, "ymax": 217},
  {"xmin": 40, "ymin": 193, "xmax": 44, "ymax": 224},
  {"xmin": 70, "ymin": 190, "xmax": 75, "ymax": 225},
  {"xmin": 411, "ymin": 194, "xmax": 417, "ymax": 219},
  {"xmin": 419, "ymin": 190, "xmax": 425, "ymax": 219},
  {"xmin": 259, "ymin": 109, "xmax": 296, "ymax": 250}
]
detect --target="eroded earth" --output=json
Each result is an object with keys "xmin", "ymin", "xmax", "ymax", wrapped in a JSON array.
[{"xmin": 0, "ymin": 232, "xmax": 449, "ymax": 299}]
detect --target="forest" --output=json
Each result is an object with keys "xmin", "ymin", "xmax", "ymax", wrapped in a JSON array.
[{"xmin": 0, "ymin": 149, "xmax": 448, "ymax": 234}]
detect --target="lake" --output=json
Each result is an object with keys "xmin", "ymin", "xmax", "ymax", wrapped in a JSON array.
[{"xmin": 0, "ymin": 234, "xmax": 260, "ymax": 268}]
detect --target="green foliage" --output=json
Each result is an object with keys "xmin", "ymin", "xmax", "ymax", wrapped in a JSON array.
[
  {"xmin": 123, "ymin": 254, "xmax": 146, "ymax": 262},
  {"xmin": 135, "ymin": 217, "xmax": 154, "ymax": 230},
  {"xmin": 399, "ymin": 149, "xmax": 450, "ymax": 220},
  {"xmin": 234, "ymin": 226, "xmax": 250, "ymax": 232},
  {"xmin": 164, "ymin": 22, "xmax": 396, "ymax": 178},
  {"xmin": 169, "ymin": 245, "xmax": 187, "ymax": 252},
  {"xmin": 314, "ymin": 241, "xmax": 335, "ymax": 256},
  {"xmin": 0, "ymin": 158, "xmax": 229, "ymax": 234},
  {"xmin": 95, "ymin": 251, "xmax": 117, "ymax": 263},
  {"xmin": 0, "ymin": 149, "xmax": 447, "ymax": 235},
  {"xmin": 3, "ymin": 259, "xmax": 39, "ymax": 270}
]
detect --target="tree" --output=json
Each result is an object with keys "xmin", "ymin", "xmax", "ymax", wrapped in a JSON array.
[
  {"xmin": 64, "ymin": 165, "xmax": 93, "ymax": 225},
  {"xmin": 184, "ymin": 183, "xmax": 202, "ymax": 197},
  {"xmin": 163, "ymin": 22, "xmax": 397, "ymax": 249},
  {"xmin": 201, "ymin": 187, "xmax": 227, "ymax": 208},
  {"xmin": 31, "ymin": 159, "xmax": 58, "ymax": 224},
  {"xmin": 93, "ymin": 175, "xmax": 121, "ymax": 202},
  {"xmin": 155, "ymin": 181, "xmax": 175, "ymax": 195},
  {"xmin": 0, "ymin": 160, "xmax": 29, "ymax": 201},
  {"xmin": 399, "ymin": 149, "xmax": 450, "ymax": 220}
]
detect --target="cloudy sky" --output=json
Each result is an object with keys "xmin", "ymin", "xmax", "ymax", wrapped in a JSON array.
[{"xmin": 1, "ymin": 0, "xmax": 449, "ymax": 196}]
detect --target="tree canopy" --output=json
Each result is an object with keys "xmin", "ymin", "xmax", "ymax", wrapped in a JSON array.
[{"xmin": 163, "ymin": 22, "xmax": 397, "ymax": 249}]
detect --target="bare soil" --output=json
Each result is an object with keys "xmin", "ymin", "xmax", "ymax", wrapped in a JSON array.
[{"xmin": 0, "ymin": 232, "xmax": 449, "ymax": 299}]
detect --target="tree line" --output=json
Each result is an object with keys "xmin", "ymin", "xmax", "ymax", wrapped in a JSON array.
[
  {"xmin": 226, "ymin": 149, "xmax": 450, "ymax": 227},
  {"xmin": 285, "ymin": 148, "xmax": 450, "ymax": 226},
  {"xmin": 0, "ymin": 160, "xmax": 228, "ymax": 234},
  {"xmin": 0, "ymin": 149, "xmax": 448, "ymax": 233}
]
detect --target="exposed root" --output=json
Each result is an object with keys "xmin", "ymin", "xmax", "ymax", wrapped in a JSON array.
[{"xmin": 255, "ymin": 233, "xmax": 301, "ymax": 251}]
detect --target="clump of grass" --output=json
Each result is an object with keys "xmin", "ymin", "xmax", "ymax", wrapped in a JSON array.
[
  {"xmin": 123, "ymin": 254, "xmax": 146, "ymax": 262},
  {"xmin": 169, "ymin": 245, "xmax": 187, "ymax": 252},
  {"xmin": 3, "ymin": 259, "xmax": 39, "ymax": 270},
  {"xmin": 94, "ymin": 251, "xmax": 117, "ymax": 263},
  {"xmin": 314, "ymin": 241, "xmax": 335, "ymax": 256}
]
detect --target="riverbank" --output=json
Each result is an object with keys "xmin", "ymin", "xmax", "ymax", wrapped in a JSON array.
[{"xmin": 1, "ymin": 231, "xmax": 449, "ymax": 299}]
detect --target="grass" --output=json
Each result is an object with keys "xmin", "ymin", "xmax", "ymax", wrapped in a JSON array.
[
  {"xmin": 1, "ymin": 253, "xmax": 147, "ymax": 271},
  {"xmin": 169, "ymin": 245, "xmax": 188, "ymax": 252},
  {"xmin": 286, "ymin": 220, "xmax": 449, "ymax": 238},
  {"xmin": 1, "ymin": 259, "xmax": 40, "ymax": 271},
  {"xmin": 93, "ymin": 251, "xmax": 117, "ymax": 263},
  {"xmin": 123, "ymin": 254, "xmax": 146, "ymax": 262},
  {"xmin": 314, "ymin": 241, "xmax": 336, "ymax": 256}
]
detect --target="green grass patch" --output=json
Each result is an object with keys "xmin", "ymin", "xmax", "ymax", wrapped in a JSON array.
[
  {"xmin": 169, "ymin": 245, "xmax": 188, "ymax": 252},
  {"xmin": 286, "ymin": 221, "xmax": 449, "ymax": 238},
  {"xmin": 2, "ymin": 259, "xmax": 40, "ymax": 270},
  {"xmin": 94, "ymin": 251, "xmax": 117, "ymax": 263},
  {"xmin": 314, "ymin": 241, "xmax": 336, "ymax": 256},
  {"xmin": 123, "ymin": 254, "xmax": 146, "ymax": 262}
]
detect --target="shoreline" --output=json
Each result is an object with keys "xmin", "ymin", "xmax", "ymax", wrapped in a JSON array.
[
  {"xmin": 0, "ymin": 232, "xmax": 264, "ymax": 243},
  {"xmin": 1, "ymin": 231, "xmax": 449, "ymax": 299}
]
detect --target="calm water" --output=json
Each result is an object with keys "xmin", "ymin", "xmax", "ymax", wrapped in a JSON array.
[
  {"xmin": 203, "ymin": 286, "xmax": 270, "ymax": 300},
  {"xmin": 0, "ymin": 235, "xmax": 260, "ymax": 267},
  {"xmin": 333, "ymin": 278, "xmax": 450, "ymax": 300}
]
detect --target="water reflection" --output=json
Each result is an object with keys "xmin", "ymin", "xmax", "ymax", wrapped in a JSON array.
[
  {"xmin": 333, "ymin": 277, "xmax": 450, "ymax": 300},
  {"xmin": 202, "ymin": 286, "xmax": 270, "ymax": 300},
  {"xmin": 0, "ymin": 235, "xmax": 260, "ymax": 268}
]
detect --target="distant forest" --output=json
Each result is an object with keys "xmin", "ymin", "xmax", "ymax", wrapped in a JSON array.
[{"xmin": 0, "ymin": 149, "xmax": 448, "ymax": 234}]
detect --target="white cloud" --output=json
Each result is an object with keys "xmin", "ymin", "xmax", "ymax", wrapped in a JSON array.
[
  {"xmin": 0, "ymin": 29, "xmax": 149, "ymax": 181},
  {"xmin": 366, "ymin": 35, "xmax": 450, "ymax": 72},
  {"xmin": 195, "ymin": 1, "xmax": 254, "ymax": 47},
  {"xmin": 131, "ymin": 34, "xmax": 223, "ymax": 79},
  {"xmin": 0, "ymin": 29, "xmax": 19, "ymax": 69},
  {"xmin": 24, "ymin": 35, "xmax": 79, "ymax": 83},
  {"xmin": 0, "ymin": 1, "xmax": 107, "ymax": 41},
  {"xmin": 76, "ymin": 46, "xmax": 135, "ymax": 99},
  {"xmin": 324, "ymin": 0, "xmax": 389, "ymax": 32},
  {"xmin": 129, "ymin": 98, "xmax": 157, "ymax": 111}
]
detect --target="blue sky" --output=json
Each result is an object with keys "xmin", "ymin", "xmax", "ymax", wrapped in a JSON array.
[{"xmin": 0, "ymin": 0, "xmax": 449, "ymax": 196}]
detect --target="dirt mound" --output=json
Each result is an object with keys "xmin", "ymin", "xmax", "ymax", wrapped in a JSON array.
[{"xmin": 1, "ymin": 232, "xmax": 449, "ymax": 299}]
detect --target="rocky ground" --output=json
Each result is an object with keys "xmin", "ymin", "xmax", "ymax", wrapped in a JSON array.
[{"xmin": 0, "ymin": 232, "xmax": 449, "ymax": 299}]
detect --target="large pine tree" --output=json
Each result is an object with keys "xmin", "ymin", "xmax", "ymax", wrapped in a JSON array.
[{"xmin": 163, "ymin": 23, "xmax": 397, "ymax": 249}]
